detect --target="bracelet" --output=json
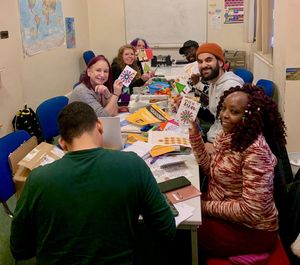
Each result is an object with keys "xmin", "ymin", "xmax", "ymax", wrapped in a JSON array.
[
  {"xmin": 112, "ymin": 93, "xmax": 121, "ymax": 97},
  {"xmin": 104, "ymin": 93, "xmax": 112, "ymax": 100}
]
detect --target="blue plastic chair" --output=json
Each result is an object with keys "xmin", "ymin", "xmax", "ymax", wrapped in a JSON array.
[
  {"xmin": 0, "ymin": 130, "xmax": 31, "ymax": 217},
  {"xmin": 36, "ymin": 96, "xmax": 69, "ymax": 143},
  {"xmin": 233, "ymin": 68, "xmax": 254, "ymax": 84},
  {"xmin": 83, "ymin": 50, "xmax": 95, "ymax": 66},
  {"xmin": 256, "ymin": 79, "xmax": 275, "ymax": 97}
]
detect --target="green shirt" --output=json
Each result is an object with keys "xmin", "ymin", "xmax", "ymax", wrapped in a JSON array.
[{"xmin": 11, "ymin": 148, "xmax": 175, "ymax": 265}]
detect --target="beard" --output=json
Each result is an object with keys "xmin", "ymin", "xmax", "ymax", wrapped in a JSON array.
[{"xmin": 201, "ymin": 64, "xmax": 220, "ymax": 82}]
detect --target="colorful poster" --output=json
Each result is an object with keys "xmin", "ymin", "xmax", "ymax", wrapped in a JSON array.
[
  {"xmin": 224, "ymin": 0, "xmax": 244, "ymax": 24},
  {"xmin": 118, "ymin": 65, "xmax": 137, "ymax": 87},
  {"xmin": 286, "ymin": 68, "xmax": 300, "ymax": 80},
  {"xmin": 18, "ymin": 0, "xmax": 65, "ymax": 56},
  {"xmin": 65, "ymin": 17, "xmax": 75, "ymax": 49}
]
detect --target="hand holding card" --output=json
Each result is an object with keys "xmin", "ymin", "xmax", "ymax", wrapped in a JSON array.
[{"xmin": 118, "ymin": 65, "xmax": 137, "ymax": 87}]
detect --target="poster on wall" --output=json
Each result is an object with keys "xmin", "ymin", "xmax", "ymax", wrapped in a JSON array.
[
  {"xmin": 18, "ymin": 0, "xmax": 65, "ymax": 56},
  {"xmin": 224, "ymin": 0, "xmax": 244, "ymax": 24},
  {"xmin": 286, "ymin": 68, "xmax": 300, "ymax": 80},
  {"xmin": 65, "ymin": 17, "xmax": 76, "ymax": 49}
]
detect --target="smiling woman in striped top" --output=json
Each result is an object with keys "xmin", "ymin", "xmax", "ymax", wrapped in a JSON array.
[{"xmin": 189, "ymin": 84, "xmax": 286, "ymax": 262}]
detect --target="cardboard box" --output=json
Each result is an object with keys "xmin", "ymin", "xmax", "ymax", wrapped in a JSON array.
[{"xmin": 9, "ymin": 137, "xmax": 65, "ymax": 196}]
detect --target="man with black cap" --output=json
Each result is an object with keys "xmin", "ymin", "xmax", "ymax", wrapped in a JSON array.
[{"xmin": 179, "ymin": 40, "xmax": 199, "ymax": 63}]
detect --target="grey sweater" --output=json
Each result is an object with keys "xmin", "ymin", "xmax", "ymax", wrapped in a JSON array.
[{"xmin": 69, "ymin": 83, "xmax": 110, "ymax": 117}]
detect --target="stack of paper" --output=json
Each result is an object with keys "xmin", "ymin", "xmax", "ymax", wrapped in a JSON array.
[{"xmin": 122, "ymin": 141, "xmax": 153, "ymax": 159}]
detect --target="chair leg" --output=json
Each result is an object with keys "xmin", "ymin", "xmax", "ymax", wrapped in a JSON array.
[{"xmin": 2, "ymin": 202, "xmax": 13, "ymax": 218}]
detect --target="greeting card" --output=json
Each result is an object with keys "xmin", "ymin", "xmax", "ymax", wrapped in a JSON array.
[
  {"xmin": 118, "ymin": 65, "xmax": 137, "ymax": 87},
  {"xmin": 176, "ymin": 96, "xmax": 201, "ymax": 126}
]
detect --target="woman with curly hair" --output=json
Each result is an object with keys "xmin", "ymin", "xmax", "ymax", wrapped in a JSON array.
[
  {"xmin": 111, "ymin": 44, "xmax": 152, "ymax": 94},
  {"xmin": 189, "ymin": 84, "xmax": 286, "ymax": 261}
]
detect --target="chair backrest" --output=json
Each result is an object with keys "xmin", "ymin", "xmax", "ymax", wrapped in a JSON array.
[
  {"xmin": 256, "ymin": 79, "xmax": 275, "ymax": 97},
  {"xmin": 83, "ymin": 50, "xmax": 95, "ymax": 66},
  {"xmin": 0, "ymin": 130, "xmax": 31, "ymax": 202},
  {"xmin": 36, "ymin": 96, "xmax": 69, "ymax": 142},
  {"xmin": 233, "ymin": 68, "xmax": 254, "ymax": 83}
]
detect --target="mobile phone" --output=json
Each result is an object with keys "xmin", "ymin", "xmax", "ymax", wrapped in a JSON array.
[{"xmin": 158, "ymin": 176, "xmax": 191, "ymax": 193}]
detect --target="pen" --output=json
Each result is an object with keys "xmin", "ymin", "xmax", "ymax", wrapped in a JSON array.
[{"xmin": 150, "ymin": 156, "xmax": 160, "ymax": 165}]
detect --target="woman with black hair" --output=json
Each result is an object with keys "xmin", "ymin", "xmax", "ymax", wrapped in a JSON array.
[{"xmin": 189, "ymin": 84, "xmax": 286, "ymax": 261}]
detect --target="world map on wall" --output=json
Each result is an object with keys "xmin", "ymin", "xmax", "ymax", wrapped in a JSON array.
[{"xmin": 19, "ymin": 0, "xmax": 65, "ymax": 56}]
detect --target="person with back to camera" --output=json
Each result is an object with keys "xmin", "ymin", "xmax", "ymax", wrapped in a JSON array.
[
  {"xmin": 111, "ymin": 44, "xmax": 153, "ymax": 94},
  {"xmin": 69, "ymin": 55, "xmax": 123, "ymax": 117},
  {"xmin": 10, "ymin": 101, "xmax": 176, "ymax": 265},
  {"xmin": 189, "ymin": 84, "xmax": 286, "ymax": 263}
]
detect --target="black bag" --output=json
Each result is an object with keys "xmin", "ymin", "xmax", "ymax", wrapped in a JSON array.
[{"xmin": 12, "ymin": 105, "xmax": 42, "ymax": 139}]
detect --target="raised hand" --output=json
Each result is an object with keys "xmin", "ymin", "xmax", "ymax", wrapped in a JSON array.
[{"xmin": 113, "ymin": 79, "xmax": 123, "ymax": 96}]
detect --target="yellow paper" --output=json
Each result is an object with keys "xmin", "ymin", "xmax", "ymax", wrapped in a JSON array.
[
  {"xmin": 149, "ymin": 145, "xmax": 176, "ymax": 157},
  {"xmin": 127, "ymin": 133, "xmax": 148, "ymax": 144},
  {"xmin": 126, "ymin": 104, "xmax": 170, "ymax": 126}
]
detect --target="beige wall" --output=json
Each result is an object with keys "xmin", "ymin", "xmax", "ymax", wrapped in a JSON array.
[
  {"xmin": 274, "ymin": 0, "xmax": 300, "ymax": 151},
  {"xmin": 1, "ymin": 1, "xmax": 299, "ymax": 151},
  {"xmin": 88, "ymin": 0, "xmax": 126, "ymax": 61},
  {"xmin": 0, "ymin": 0, "xmax": 89, "ymax": 136}
]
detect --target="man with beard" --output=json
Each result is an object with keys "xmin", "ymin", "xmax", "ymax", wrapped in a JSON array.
[{"xmin": 196, "ymin": 43, "xmax": 244, "ymax": 152}]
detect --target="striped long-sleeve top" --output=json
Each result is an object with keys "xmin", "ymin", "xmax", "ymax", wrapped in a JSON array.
[{"xmin": 190, "ymin": 132, "xmax": 278, "ymax": 231}]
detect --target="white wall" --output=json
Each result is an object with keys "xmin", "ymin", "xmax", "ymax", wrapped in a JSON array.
[{"xmin": 0, "ymin": 0, "xmax": 90, "ymax": 136}]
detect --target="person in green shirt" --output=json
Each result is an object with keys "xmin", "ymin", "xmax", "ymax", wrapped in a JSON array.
[{"xmin": 10, "ymin": 101, "xmax": 176, "ymax": 265}]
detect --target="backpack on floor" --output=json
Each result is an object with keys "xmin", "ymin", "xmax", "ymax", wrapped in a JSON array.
[{"xmin": 12, "ymin": 105, "xmax": 42, "ymax": 140}]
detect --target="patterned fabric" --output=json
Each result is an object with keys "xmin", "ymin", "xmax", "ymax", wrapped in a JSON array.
[
  {"xmin": 189, "ymin": 132, "xmax": 278, "ymax": 231},
  {"xmin": 229, "ymin": 252, "xmax": 270, "ymax": 265}
]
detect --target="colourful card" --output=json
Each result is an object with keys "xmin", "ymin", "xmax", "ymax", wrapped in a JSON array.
[
  {"xmin": 184, "ymin": 61, "xmax": 199, "ymax": 76},
  {"xmin": 118, "ymin": 65, "xmax": 137, "ymax": 87},
  {"xmin": 138, "ymin": 48, "xmax": 153, "ymax": 61},
  {"xmin": 176, "ymin": 96, "xmax": 201, "ymax": 126}
]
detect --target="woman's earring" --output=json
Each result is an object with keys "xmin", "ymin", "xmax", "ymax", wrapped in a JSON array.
[{"xmin": 242, "ymin": 115, "xmax": 245, "ymax": 124}]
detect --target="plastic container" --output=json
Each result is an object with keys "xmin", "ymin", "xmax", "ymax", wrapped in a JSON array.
[
  {"xmin": 288, "ymin": 152, "xmax": 300, "ymax": 177},
  {"xmin": 148, "ymin": 82, "xmax": 170, "ymax": 95}
]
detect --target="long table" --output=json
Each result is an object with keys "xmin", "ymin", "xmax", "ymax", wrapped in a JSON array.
[
  {"xmin": 119, "ymin": 111, "xmax": 202, "ymax": 265},
  {"xmin": 149, "ymin": 153, "xmax": 201, "ymax": 265}
]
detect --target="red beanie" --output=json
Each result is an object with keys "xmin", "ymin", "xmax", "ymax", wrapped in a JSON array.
[{"xmin": 196, "ymin": 43, "xmax": 225, "ymax": 63}]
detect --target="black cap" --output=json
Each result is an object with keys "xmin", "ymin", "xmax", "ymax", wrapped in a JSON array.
[{"xmin": 179, "ymin": 40, "xmax": 199, "ymax": 55}]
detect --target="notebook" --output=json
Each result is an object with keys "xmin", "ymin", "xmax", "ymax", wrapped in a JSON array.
[{"xmin": 98, "ymin": 117, "xmax": 123, "ymax": 150}]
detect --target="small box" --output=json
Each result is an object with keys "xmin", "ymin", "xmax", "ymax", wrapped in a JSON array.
[{"xmin": 9, "ymin": 137, "xmax": 65, "ymax": 196}]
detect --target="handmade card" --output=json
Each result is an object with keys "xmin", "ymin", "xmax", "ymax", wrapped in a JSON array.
[
  {"xmin": 184, "ymin": 61, "xmax": 199, "ymax": 76},
  {"xmin": 176, "ymin": 96, "xmax": 201, "ymax": 126},
  {"xmin": 138, "ymin": 48, "xmax": 153, "ymax": 61},
  {"xmin": 118, "ymin": 65, "xmax": 137, "ymax": 87}
]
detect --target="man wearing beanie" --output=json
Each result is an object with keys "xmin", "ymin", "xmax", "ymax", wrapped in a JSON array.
[{"xmin": 196, "ymin": 42, "xmax": 244, "ymax": 149}]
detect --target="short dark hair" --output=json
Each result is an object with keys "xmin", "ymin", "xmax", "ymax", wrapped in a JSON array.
[{"xmin": 58, "ymin": 102, "xmax": 98, "ymax": 144}]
